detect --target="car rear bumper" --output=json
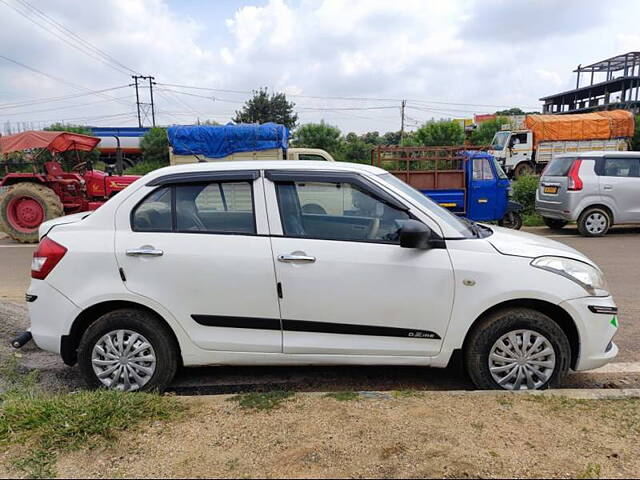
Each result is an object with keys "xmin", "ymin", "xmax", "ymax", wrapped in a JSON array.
[
  {"xmin": 28, "ymin": 280, "xmax": 80, "ymax": 355},
  {"xmin": 559, "ymin": 296, "xmax": 619, "ymax": 371}
]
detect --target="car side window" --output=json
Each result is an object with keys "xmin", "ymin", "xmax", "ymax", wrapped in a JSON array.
[
  {"xmin": 176, "ymin": 182, "xmax": 255, "ymax": 234},
  {"xmin": 298, "ymin": 154, "xmax": 327, "ymax": 161},
  {"xmin": 275, "ymin": 180, "xmax": 410, "ymax": 243},
  {"xmin": 131, "ymin": 186, "xmax": 172, "ymax": 232},
  {"xmin": 131, "ymin": 181, "xmax": 255, "ymax": 234},
  {"xmin": 602, "ymin": 158, "xmax": 640, "ymax": 178},
  {"xmin": 473, "ymin": 158, "xmax": 494, "ymax": 180}
]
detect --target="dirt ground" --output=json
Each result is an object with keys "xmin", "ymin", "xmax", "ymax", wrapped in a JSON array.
[{"xmin": 46, "ymin": 392, "xmax": 639, "ymax": 479}]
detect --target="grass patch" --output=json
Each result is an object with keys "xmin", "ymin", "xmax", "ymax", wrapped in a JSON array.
[
  {"xmin": 0, "ymin": 358, "xmax": 183, "ymax": 478},
  {"xmin": 523, "ymin": 212, "xmax": 544, "ymax": 227},
  {"xmin": 324, "ymin": 391, "xmax": 360, "ymax": 402},
  {"xmin": 391, "ymin": 389, "xmax": 423, "ymax": 399},
  {"xmin": 228, "ymin": 391, "xmax": 295, "ymax": 412},
  {"xmin": 578, "ymin": 462, "xmax": 602, "ymax": 479}
]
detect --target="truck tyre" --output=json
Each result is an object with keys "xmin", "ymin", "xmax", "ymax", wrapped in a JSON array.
[
  {"xmin": 514, "ymin": 162, "xmax": 534, "ymax": 179},
  {"xmin": 542, "ymin": 217, "xmax": 568, "ymax": 230},
  {"xmin": 498, "ymin": 211, "xmax": 522, "ymax": 230},
  {"xmin": 78, "ymin": 309, "xmax": 178, "ymax": 392},
  {"xmin": 465, "ymin": 308, "xmax": 571, "ymax": 391},
  {"xmin": 0, "ymin": 183, "xmax": 64, "ymax": 243},
  {"xmin": 577, "ymin": 207, "xmax": 610, "ymax": 237}
]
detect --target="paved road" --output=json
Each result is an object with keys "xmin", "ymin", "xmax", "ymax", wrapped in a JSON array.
[{"xmin": 1, "ymin": 226, "xmax": 639, "ymax": 392}]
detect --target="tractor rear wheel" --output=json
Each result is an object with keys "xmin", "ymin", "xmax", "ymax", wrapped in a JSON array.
[{"xmin": 0, "ymin": 183, "xmax": 64, "ymax": 243}]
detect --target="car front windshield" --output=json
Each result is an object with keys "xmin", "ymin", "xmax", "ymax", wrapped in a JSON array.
[
  {"xmin": 378, "ymin": 173, "xmax": 474, "ymax": 238},
  {"xmin": 491, "ymin": 131, "xmax": 510, "ymax": 150}
]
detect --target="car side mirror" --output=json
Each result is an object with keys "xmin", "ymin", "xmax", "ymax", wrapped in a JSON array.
[{"xmin": 399, "ymin": 220, "xmax": 432, "ymax": 249}]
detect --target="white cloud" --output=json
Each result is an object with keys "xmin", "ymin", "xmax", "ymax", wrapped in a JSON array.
[{"xmin": 1, "ymin": 0, "xmax": 639, "ymax": 133}]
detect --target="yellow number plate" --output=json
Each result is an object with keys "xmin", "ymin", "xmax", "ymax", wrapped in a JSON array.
[{"xmin": 543, "ymin": 186, "xmax": 558, "ymax": 194}]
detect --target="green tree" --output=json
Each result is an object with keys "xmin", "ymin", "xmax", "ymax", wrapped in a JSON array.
[
  {"xmin": 414, "ymin": 120, "xmax": 464, "ymax": 146},
  {"xmin": 360, "ymin": 131, "xmax": 381, "ymax": 145},
  {"xmin": 382, "ymin": 131, "xmax": 402, "ymax": 145},
  {"xmin": 291, "ymin": 121, "xmax": 342, "ymax": 155},
  {"xmin": 469, "ymin": 116, "xmax": 508, "ymax": 146},
  {"xmin": 494, "ymin": 107, "xmax": 525, "ymax": 116},
  {"xmin": 341, "ymin": 132, "xmax": 373, "ymax": 164},
  {"xmin": 140, "ymin": 127, "xmax": 169, "ymax": 165},
  {"xmin": 233, "ymin": 88, "xmax": 298, "ymax": 129}
]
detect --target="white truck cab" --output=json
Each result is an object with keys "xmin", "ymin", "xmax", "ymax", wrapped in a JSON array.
[{"xmin": 489, "ymin": 130, "xmax": 534, "ymax": 178}]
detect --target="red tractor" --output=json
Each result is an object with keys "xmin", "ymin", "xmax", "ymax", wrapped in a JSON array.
[{"xmin": 0, "ymin": 130, "xmax": 140, "ymax": 243}]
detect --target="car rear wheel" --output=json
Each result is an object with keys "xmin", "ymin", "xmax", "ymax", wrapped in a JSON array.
[
  {"xmin": 542, "ymin": 217, "xmax": 568, "ymax": 230},
  {"xmin": 78, "ymin": 309, "xmax": 178, "ymax": 392},
  {"xmin": 577, "ymin": 207, "xmax": 610, "ymax": 237},
  {"xmin": 465, "ymin": 308, "xmax": 571, "ymax": 390}
]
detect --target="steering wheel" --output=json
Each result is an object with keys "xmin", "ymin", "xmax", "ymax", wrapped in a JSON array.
[{"xmin": 71, "ymin": 161, "xmax": 88, "ymax": 174}]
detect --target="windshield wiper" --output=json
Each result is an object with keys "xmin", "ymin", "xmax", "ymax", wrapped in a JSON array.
[{"xmin": 460, "ymin": 217, "xmax": 481, "ymax": 237}]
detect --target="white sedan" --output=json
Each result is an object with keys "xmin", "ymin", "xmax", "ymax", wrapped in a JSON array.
[{"xmin": 25, "ymin": 161, "xmax": 618, "ymax": 391}]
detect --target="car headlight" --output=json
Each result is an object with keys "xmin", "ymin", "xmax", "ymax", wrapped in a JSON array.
[{"xmin": 531, "ymin": 256, "xmax": 608, "ymax": 296}]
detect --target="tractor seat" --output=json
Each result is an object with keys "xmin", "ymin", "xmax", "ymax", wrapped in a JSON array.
[{"xmin": 44, "ymin": 162, "xmax": 66, "ymax": 177}]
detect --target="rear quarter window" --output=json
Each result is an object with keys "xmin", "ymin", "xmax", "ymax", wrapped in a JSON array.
[{"xmin": 545, "ymin": 157, "xmax": 575, "ymax": 176}]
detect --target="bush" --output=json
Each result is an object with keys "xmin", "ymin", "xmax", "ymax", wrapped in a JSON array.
[
  {"xmin": 124, "ymin": 160, "xmax": 167, "ymax": 176},
  {"xmin": 512, "ymin": 174, "xmax": 539, "ymax": 216},
  {"xmin": 140, "ymin": 127, "xmax": 170, "ymax": 165}
]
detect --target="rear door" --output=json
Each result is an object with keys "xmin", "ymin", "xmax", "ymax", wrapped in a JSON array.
[
  {"xmin": 114, "ymin": 170, "xmax": 282, "ymax": 353},
  {"xmin": 598, "ymin": 156, "xmax": 640, "ymax": 222}
]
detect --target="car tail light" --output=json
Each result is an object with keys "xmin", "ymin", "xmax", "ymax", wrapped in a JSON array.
[
  {"xmin": 567, "ymin": 159, "xmax": 583, "ymax": 191},
  {"xmin": 31, "ymin": 237, "xmax": 67, "ymax": 280}
]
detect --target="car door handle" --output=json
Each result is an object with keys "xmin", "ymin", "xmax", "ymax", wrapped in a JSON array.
[
  {"xmin": 278, "ymin": 253, "xmax": 316, "ymax": 263},
  {"xmin": 603, "ymin": 185, "xmax": 613, "ymax": 190},
  {"xmin": 126, "ymin": 247, "xmax": 164, "ymax": 257}
]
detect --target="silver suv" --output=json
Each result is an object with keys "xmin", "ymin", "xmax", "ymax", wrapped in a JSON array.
[{"xmin": 536, "ymin": 152, "xmax": 640, "ymax": 236}]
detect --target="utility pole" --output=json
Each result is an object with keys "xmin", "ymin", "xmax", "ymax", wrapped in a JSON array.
[
  {"xmin": 132, "ymin": 76, "xmax": 141, "ymax": 127},
  {"xmin": 400, "ymin": 100, "xmax": 406, "ymax": 144},
  {"xmin": 130, "ymin": 75, "xmax": 156, "ymax": 127}
]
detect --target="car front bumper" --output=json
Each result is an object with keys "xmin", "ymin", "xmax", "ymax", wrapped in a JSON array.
[{"xmin": 559, "ymin": 295, "xmax": 619, "ymax": 371}]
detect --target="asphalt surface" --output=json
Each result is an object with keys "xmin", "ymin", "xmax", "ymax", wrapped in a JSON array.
[{"xmin": 1, "ymin": 225, "xmax": 639, "ymax": 393}]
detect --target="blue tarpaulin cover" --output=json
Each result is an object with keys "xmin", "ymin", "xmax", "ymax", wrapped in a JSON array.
[{"xmin": 167, "ymin": 123, "xmax": 289, "ymax": 158}]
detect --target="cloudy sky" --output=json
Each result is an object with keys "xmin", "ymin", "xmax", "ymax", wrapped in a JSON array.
[{"xmin": 1, "ymin": 0, "xmax": 639, "ymax": 134}]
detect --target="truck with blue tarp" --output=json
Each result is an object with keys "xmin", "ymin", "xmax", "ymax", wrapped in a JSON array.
[
  {"xmin": 371, "ymin": 146, "xmax": 522, "ymax": 229},
  {"xmin": 166, "ymin": 123, "xmax": 335, "ymax": 164}
]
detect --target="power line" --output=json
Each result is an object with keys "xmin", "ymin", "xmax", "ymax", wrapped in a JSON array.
[
  {"xmin": 17, "ymin": 0, "xmax": 141, "ymax": 75},
  {"xmin": 0, "ymin": 95, "xmax": 133, "ymax": 117},
  {"xmin": 155, "ymin": 82, "xmax": 540, "ymax": 110},
  {"xmin": 0, "ymin": 54, "xmax": 134, "ymax": 109},
  {"xmin": 0, "ymin": 85, "xmax": 129, "ymax": 110},
  {"xmin": 1, "ymin": 0, "xmax": 141, "ymax": 77},
  {"xmin": 0, "ymin": 0, "xmax": 130, "ymax": 76}
]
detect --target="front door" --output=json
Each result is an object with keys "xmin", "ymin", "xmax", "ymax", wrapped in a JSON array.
[
  {"xmin": 265, "ymin": 171, "xmax": 455, "ymax": 356},
  {"xmin": 468, "ymin": 156, "xmax": 498, "ymax": 221},
  {"xmin": 598, "ymin": 156, "xmax": 640, "ymax": 222},
  {"xmin": 114, "ymin": 172, "xmax": 282, "ymax": 353}
]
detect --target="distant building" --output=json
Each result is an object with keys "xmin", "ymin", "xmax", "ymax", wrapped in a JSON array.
[{"xmin": 540, "ymin": 52, "xmax": 640, "ymax": 114}]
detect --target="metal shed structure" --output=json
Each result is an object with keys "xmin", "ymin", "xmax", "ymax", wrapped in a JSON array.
[{"xmin": 540, "ymin": 52, "xmax": 640, "ymax": 114}]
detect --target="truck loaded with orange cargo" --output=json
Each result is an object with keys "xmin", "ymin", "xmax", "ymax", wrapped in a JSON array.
[{"xmin": 488, "ymin": 110, "xmax": 635, "ymax": 178}]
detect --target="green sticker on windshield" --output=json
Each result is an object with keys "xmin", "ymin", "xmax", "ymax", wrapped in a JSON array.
[{"xmin": 611, "ymin": 315, "xmax": 618, "ymax": 328}]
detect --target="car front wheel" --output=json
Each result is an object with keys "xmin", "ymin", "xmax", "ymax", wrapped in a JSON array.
[
  {"xmin": 465, "ymin": 308, "xmax": 571, "ymax": 390},
  {"xmin": 78, "ymin": 309, "xmax": 178, "ymax": 392}
]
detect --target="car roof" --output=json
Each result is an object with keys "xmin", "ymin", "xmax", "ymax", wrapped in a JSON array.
[
  {"xmin": 554, "ymin": 151, "xmax": 640, "ymax": 159},
  {"xmin": 144, "ymin": 160, "xmax": 387, "ymax": 179}
]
